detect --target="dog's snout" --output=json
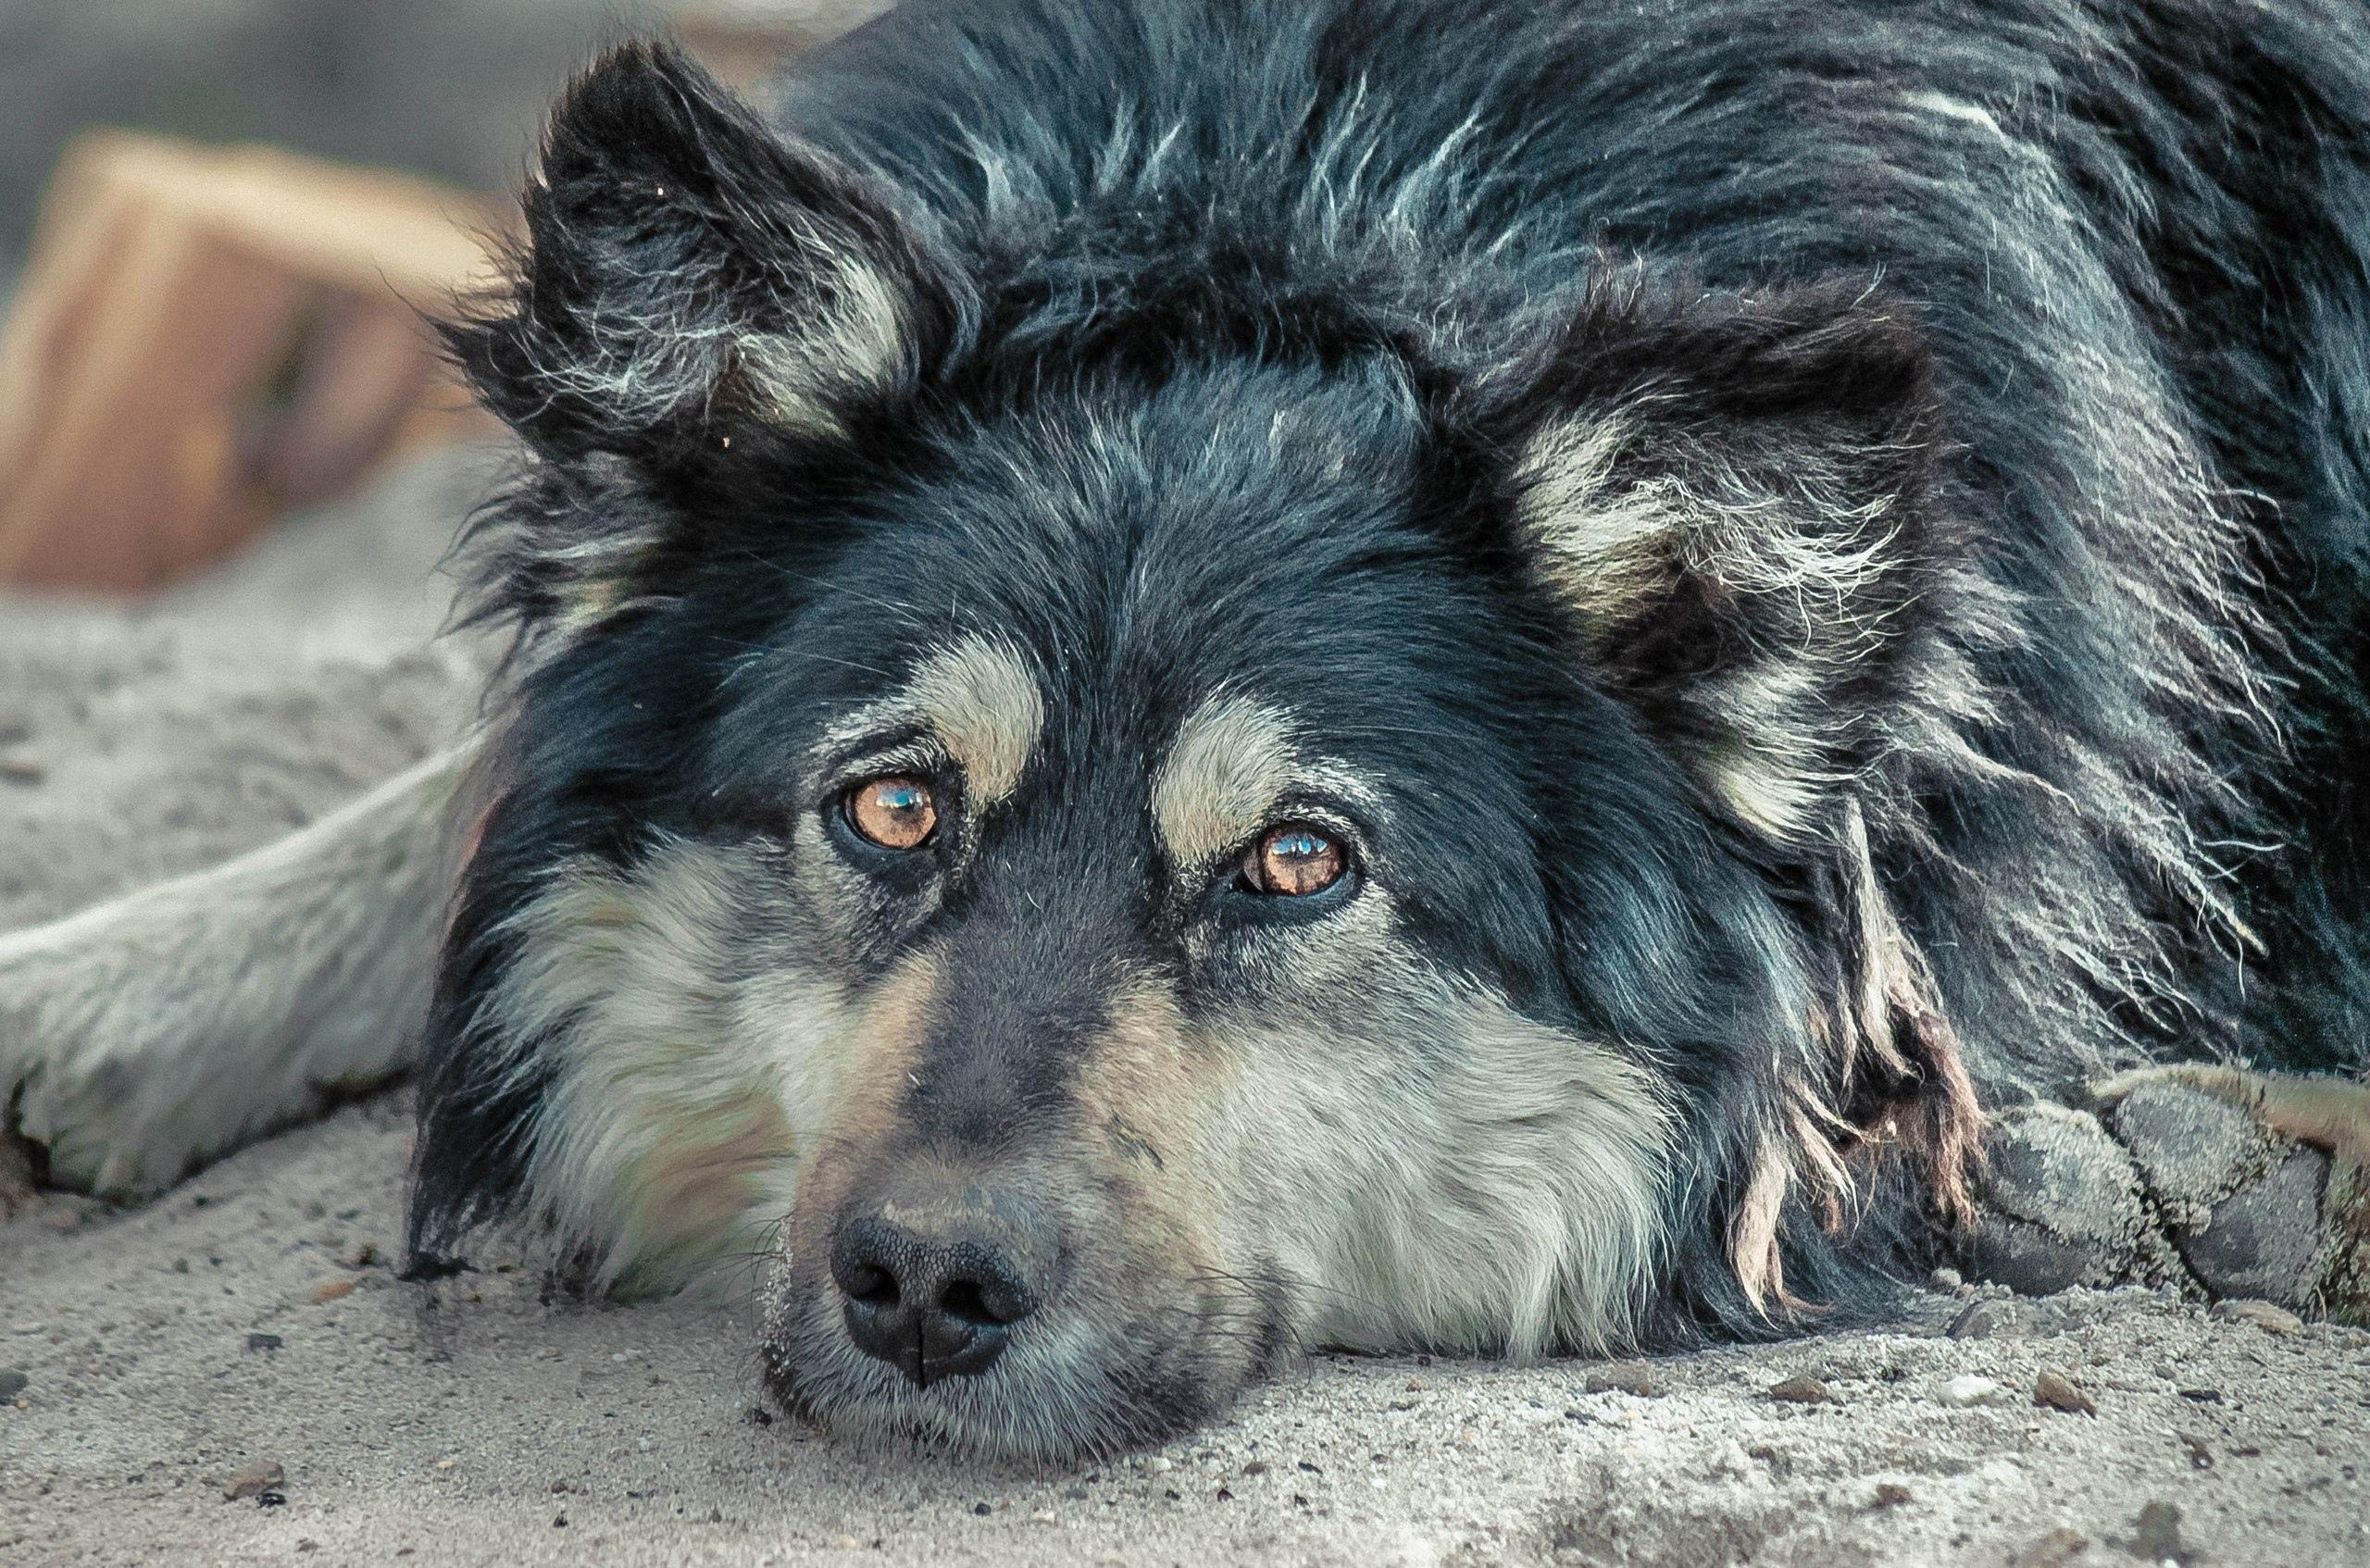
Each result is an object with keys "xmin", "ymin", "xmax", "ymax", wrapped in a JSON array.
[{"xmin": 830, "ymin": 1208, "xmax": 1047, "ymax": 1387}]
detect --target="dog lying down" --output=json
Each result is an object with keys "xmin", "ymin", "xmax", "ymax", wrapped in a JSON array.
[{"xmin": 6, "ymin": 0, "xmax": 2370, "ymax": 1462}]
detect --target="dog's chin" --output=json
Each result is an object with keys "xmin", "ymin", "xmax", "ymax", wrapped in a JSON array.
[{"xmin": 758, "ymin": 1289, "xmax": 1229, "ymax": 1464}]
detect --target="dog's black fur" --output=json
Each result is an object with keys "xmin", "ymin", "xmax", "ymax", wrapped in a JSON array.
[{"xmin": 409, "ymin": 0, "xmax": 2370, "ymax": 1447}]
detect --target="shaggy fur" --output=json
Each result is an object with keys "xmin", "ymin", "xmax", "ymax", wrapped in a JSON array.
[
  {"xmin": 409, "ymin": 0, "xmax": 2370, "ymax": 1449},
  {"xmin": 8, "ymin": 0, "xmax": 2370, "ymax": 1461}
]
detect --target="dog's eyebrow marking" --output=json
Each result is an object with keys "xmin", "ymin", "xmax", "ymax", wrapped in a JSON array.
[
  {"xmin": 820, "ymin": 634, "xmax": 1045, "ymax": 806},
  {"xmin": 906, "ymin": 636, "xmax": 1044, "ymax": 805},
  {"xmin": 1154, "ymin": 694, "xmax": 1300, "ymax": 867}
]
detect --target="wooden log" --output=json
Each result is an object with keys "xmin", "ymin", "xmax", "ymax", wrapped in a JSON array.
[{"xmin": 0, "ymin": 131, "xmax": 506, "ymax": 592}]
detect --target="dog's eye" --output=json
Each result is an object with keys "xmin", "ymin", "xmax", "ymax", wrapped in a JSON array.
[
  {"xmin": 844, "ymin": 776, "xmax": 938, "ymax": 850},
  {"xmin": 1242, "ymin": 824, "xmax": 1346, "ymax": 897}
]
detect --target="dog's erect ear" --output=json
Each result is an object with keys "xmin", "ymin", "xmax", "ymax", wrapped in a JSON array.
[
  {"xmin": 450, "ymin": 41, "xmax": 955, "ymax": 459},
  {"xmin": 1490, "ymin": 279, "xmax": 1945, "ymax": 847}
]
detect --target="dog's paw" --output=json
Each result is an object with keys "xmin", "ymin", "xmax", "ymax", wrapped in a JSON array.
[
  {"xmin": 0, "ymin": 919, "xmax": 231, "ymax": 1200},
  {"xmin": 1969, "ymin": 1065, "xmax": 2369, "ymax": 1323}
]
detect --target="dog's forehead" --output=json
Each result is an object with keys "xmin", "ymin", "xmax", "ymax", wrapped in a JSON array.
[{"xmin": 737, "ymin": 357, "xmax": 1539, "ymax": 855}]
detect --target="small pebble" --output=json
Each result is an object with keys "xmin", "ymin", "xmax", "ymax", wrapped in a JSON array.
[
  {"xmin": 2033, "ymin": 1367, "xmax": 2097, "ymax": 1415},
  {"xmin": 2211, "ymin": 1299, "xmax": 2303, "ymax": 1335},
  {"xmin": 1947, "ymin": 1299, "xmax": 2011, "ymax": 1340},
  {"xmin": 1937, "ymin": 1374, "xmax": 2014, "ymax": 1408},
  {"xmin": 2009, "ymin": 1527, "xmax": 2089, "ymax": 1568},
  {"xmin": 1142, "ymin": 1456, "xmax": 1173, "ymax": 1474},
  {"xmin": 970, "ymin": 1501, "xmax": 992, "ymax": 1517},
  {"xmin": 1765, "ymin": 1375, "xmax": 1830, "ymax": 1405},
  {"xmin": 1927, "ymin": 1266, "xmax": 1963, "ymax": 1291},
  {"xmin": 222, "ymin": 1462, "xmax": 284, "ymax": 1501},
  {"xmin": 1584, "ymin": 1363, "xmax": 1660, "ymax": 1397},
  {"xmin": 246, "ymin": 1334, "xmax": 282, "ymax": 1353},
  {"xmin": 310, "ymin": 1279, "xmax": 355, "ymax": 1305},
  {"xmin": 2114, "ymin": 1500, "xmax": 2189, "ymax": 1562},
  {"xmin": 0, "ymin": 1368, "xmax": 27, "ymax": 1400},
  {"xmin": 1869, "ymin": 1481, "xmax": 1913, "ymax": 1509}
]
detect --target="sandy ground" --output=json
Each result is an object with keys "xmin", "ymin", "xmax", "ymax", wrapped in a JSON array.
[{"xmin": 5, "ymin": 449, "xmax": 2370, "ymax": 1565}]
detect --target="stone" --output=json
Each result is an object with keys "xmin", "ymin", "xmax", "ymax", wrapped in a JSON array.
[
  {"xmin": 222, "ymin": 1461, "xmax": 284, "ymax": 1501},
  {"xmin": 2033, "ymin": 1368, "xmax": 2097, "ymax": 1415},
  {"xmin": 1947, "ymin": 1299, "xmax": 2013, "ymax": 1339},
  {"xmin": 1583, "ymin": 1363, "xmax": 1659, "ymax": 1397},
  {"xmin": 2211, "ymin": 1298, "xmax": 2305, "ymax": 1335},
  {"xmin": 1936, "ymin": 1375, "xmax": 2014, "ymax": 1408},
  {"xmin": 1765, "ymin": 1375, "xmax": 1830, "ymax": 1405}
]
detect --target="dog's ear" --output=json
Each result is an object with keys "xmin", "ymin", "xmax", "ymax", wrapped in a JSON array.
[
  {"xmin": 1489, "ymin": 278, "xmax": 1944, "ymax": 849},
  {"xmin": 1489, "ymin": 280, "xmax": 1980, "ymax": 1309},
  {"xmin": 450, "ymin": 41, "xmax": 956, "ymax": 461}
]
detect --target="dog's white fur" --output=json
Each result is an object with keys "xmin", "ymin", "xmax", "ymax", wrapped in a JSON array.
[{"xmin": 0, "ymin": 745, "xmax": 470, "ymax": 1197}]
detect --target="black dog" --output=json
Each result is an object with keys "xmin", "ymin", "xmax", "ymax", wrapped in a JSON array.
[{"xmin": 5, "ymin": 0, "xmax": 2367, "ymax": 1460}]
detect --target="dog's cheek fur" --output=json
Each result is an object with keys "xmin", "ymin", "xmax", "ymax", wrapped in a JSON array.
[
  {"xmin": 461, "ymin": 839, "xmax": 842, "ymax": 1294},
  {"xmin": 1125, "ymin": 895, "xmax": 1679, "ymax": 1360},
  {"xmin": 1226, "ymin": 1001, "xmax": 1674, "ymax": 1356}
]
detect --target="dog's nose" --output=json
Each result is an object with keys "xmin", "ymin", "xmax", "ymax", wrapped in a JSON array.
[{"xmin": 830, "ymin": 1213, "xmax": 1042, "ymax": 1386}]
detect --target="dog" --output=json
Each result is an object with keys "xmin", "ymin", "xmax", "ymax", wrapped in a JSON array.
[{"xmin": 6, "ymin": 0, "xmax": 2370, "ymax": 1461}]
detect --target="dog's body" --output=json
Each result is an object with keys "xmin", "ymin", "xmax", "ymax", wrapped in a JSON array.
[{"xmin": 7, "ymin": 0, "xmax": 2370, "ymax": 1458}]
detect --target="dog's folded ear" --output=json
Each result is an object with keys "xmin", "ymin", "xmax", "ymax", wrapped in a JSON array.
[
  {"xmin": 1485, "ymin": 278, "xmax": 1980, "ymax": 1304},
  {"xmin": 1485, "ymin": 277, "xmax": 1946, "ymax": 850},
  {"xmin": 449, "ymin": 41, "xmax": 959, "ymax": 462}
]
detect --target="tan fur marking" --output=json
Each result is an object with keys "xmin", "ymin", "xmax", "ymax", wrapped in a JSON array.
[
  {"xmin": 743, "ymin": 248, "xmax": 912, "ymax": 439},
  {"xmin": 1731, "ymin": 1139, "xmax": 1793, "ymax": 1313},
  {"xmin": 1513, "ymin": 410, "xmax": 1684, "ymax": 634},
  {"xmin": 785, "ymin": 951, "xmax": 943, "ymax": 1257},
  {"xmin": 1154, "ymin": 695, "xmax": 1298, "ymax": 867},
  {"xmin": 905, "ymin": 636, "xmax": 1045, "ymax": 807}
]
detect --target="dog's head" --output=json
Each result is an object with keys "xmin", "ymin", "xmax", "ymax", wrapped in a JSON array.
[{"xmin": 406, "ymin": 44, "xmax": 1978, "ymax": 1459}]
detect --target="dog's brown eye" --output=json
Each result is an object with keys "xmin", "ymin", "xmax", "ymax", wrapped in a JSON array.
[
  {"xmin": 845, "ymin": 776, "xmax": 938, "ymax": 850},
  {"xmin": 1244, "ymin": 824, "xmax": 1346, "ymax": 897}
]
